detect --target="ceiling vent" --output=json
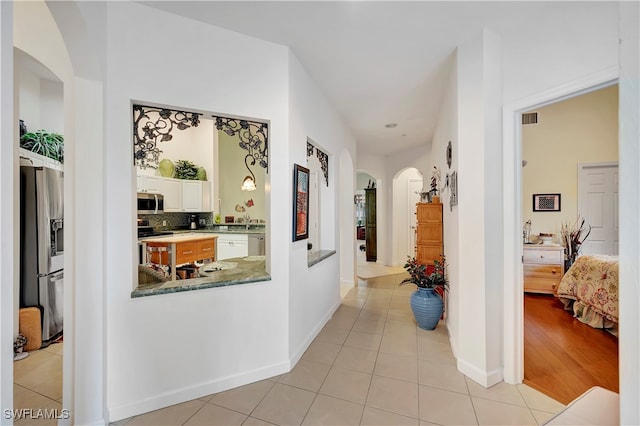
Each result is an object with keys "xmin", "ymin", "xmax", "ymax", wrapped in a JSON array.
[{"xmin": 522, "ymin": 112, "xmax": 538, "ymax": 125}]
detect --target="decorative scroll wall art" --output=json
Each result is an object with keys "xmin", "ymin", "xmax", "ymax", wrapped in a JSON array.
[
  {"xmin": 293, "ymin": 164, "xmax": 310, "ymax": 241},
  {"xmin": 449, "ymin": 171, "xmax": 458, "ymax": 211},
  {"xmin": 214, "ymin": 116, "xmax": 269, "ymax": 173},
  {"xmin": 133, "ymin": 104, "xmax": 201, "ymax": 169},
  {"xmin": 305, "ymin": 141, "xmax": 329, "ymax": 186}
]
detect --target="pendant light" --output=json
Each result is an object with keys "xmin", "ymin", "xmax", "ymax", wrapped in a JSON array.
[{"xmin": 241, "ymin": 154, "xmax": 257, "ymax": 191}]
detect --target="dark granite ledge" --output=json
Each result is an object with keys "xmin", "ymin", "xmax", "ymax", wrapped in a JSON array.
[
  {"xmin": 132, "ymin": 256, "xmax": 270, "ymax": 298},
  {"xmin": 308, "ymin": 250, "xmax": 336, "ymax": 267}
]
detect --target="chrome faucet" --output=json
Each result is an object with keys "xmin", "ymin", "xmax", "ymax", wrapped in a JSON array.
[{"xmin": 244, "ymin": 214, "xmax": 251, "ymax": 230}]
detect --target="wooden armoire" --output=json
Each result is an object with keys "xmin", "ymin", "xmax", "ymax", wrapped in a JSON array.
[
  {"xmin": 365, "ymin": 187, "xmax": 377, "ymax": 261},
  {"xmin": 416, "ymin": 202, "xmax": 443, "ymax": 265}
]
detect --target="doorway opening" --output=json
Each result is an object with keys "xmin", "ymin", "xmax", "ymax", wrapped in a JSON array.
[
  {"xmin": 14, "ymin": 47, "xmax": 65, "ymax": 413},
  {"xmin": 505, "ymin": 72, "xmax": 620, "ymax": 404}
]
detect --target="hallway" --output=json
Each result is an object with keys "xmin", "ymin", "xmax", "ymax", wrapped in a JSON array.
[{"xmin": 112, "ymin": 273, "xmax": 565, "ymax": 425}]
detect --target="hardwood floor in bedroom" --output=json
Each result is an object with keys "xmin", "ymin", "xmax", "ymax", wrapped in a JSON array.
[{"xmin": 524, "ymin": 293, "xmax": 619, "ymax": 405}]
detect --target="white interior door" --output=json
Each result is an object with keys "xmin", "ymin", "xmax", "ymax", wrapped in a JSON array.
[
  {"xmin": 407, "ymin": 179, "xmax": 423, "ymax": 257},
  {"xmin": 578, "ymin": 162, "xmax": 619, "ymax": 255}
]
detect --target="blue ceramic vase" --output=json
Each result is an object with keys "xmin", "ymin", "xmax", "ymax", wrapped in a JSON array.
[{"xmin": 410, "ymin": 287, "xmax": 444, "ymax": 330}]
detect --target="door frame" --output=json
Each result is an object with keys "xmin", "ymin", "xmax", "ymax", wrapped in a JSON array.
[
  {"xmin": 502, "ymin": 66, "xmax": 618, "ymax": 384},
  {"xmin": 407, "ymin": 178, "xmax": 423, "ymax": 258}
]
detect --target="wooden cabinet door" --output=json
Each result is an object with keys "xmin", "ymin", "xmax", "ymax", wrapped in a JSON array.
[
  {"xmin": 415, "ymin": 203, "xmax": 443, "ymax": 265},
  {"xmin": 365, "ymin": 188, "xmax": 377, "ymax": 261},
  {"xmin": 197, "ymin": 239, "xmax": 215, "ymax": 261}
]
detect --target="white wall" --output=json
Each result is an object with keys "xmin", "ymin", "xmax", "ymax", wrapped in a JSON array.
[
  {"xmin": 522, "ymin": 86, "xmax": 619, "ymax": 242},
  {"xmin": 287, "ymin": 49, "xmax": 356, "ymax": 362},
  {"xmin": 0, "ymin": 0, "xmax": 15, "ymax": 415},
  {"xmin": 501, "ymin": 2, "xmax": 619, "ymax": 105},
  {"xmin": 618, "ymin": 2, "xmax": 640, "ymax": 423},
  {"xmin": 430, "ymin": 58, "xmax": 458, "ymax": 355},
  {"xmin": 105, "ymin": 2, "xmax": 292, "ymax": 420},
  {"xmin": 452, "ymin": 29, "xmax": 503, "ymax": 387},
  {"xmin": 339, "ymin": 148, "xmax": 356, "ymax": 287}
]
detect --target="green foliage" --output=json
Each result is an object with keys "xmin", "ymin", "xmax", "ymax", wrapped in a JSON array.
[
  {"xmin": 400, "ymin": 256, "xmax": 448, "ymax": 290},
  {"xmin": 20, "ymin": 130, "xmax": 64, "ymax": 163},
  {"xmin": 174, "ymin": 160, "xmax": 199, "ymax": 180}
]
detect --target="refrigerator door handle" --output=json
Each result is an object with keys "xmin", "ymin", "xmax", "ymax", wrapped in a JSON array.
[{"xmin": 42, "ymin": 271, "xmax": 64, "ymax": 281}]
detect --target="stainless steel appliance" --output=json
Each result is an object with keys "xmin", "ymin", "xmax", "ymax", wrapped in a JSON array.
[
  {"xmin": 20, "ymin": 165, "xmax": 64, "ymax": 345},
  {"xmin": 248, "ymin": 233, "xmax": 265, "ymax": 256},
  {"xmin": 137, "ymin": 192, "xmax": 164, "ymax": 214}
]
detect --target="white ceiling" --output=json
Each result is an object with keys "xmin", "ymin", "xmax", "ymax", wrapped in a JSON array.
[{"xmin": 139, "ymin": 1, "xmax": 613, "ymax": 156}]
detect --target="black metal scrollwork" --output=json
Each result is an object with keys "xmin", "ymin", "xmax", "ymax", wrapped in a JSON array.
[
  {"xmin": 306, "ymin": 141, "xmax": 329, "ymax": 187},
  {"xmin": 315, "ymin": 147, "xmax": 329, "ymax": 187},
  {"xmin": 133, "ymin": 105, "xmax": 201, "ymax": 169},
  {"xmin": 214, "ymin": 117, "xmax": 269, "ymax": 172}
]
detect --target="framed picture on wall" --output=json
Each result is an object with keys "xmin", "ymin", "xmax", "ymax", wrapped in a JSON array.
[
  {"xmin": 293, "ymin": 163, "xmax": 310, "ymax": 241},
  {"xmin": 449, "ymin": 171, "xmax": 458, "ymax": 211},
  {"xmin": 533, "ymin": 193, "xmax": 561, "ymax": 212}
]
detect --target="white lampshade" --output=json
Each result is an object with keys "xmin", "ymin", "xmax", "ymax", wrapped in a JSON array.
[{"xmin": 241, "ymin": 176, "xmax": 256, "ymax": 191}]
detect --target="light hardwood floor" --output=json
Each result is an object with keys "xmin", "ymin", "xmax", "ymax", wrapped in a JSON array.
[{"xmin": 524, "ymin": 293, "xmax": 619, "ymax": 405}]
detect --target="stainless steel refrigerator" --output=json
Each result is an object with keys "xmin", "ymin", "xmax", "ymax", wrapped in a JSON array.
[{"xmin": 20, "ymin": 165, "xmax": 64, "ymax": 346}]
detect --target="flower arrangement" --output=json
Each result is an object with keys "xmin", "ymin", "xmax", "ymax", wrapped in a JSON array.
[
  {"xmin": 430, "ymin": 166, "xmax": 441, "ymax": 194},
  {"xmin": 400, "ymin": 256, "xmax": 448, "ymax": 290},
  {"xmin": 561, "ymin": 216, "xmax": 591, "ymax": 265}
]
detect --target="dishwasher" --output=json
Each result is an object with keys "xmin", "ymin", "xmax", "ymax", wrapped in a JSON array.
[{"xmin": 248, "ymin": 233, "xmax": 265, "ymax": 256}]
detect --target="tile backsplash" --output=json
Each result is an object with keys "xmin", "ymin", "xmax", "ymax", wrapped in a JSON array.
[{"xmin": 138, "ymin": 212, "xmax": 214, "ymax": 229}]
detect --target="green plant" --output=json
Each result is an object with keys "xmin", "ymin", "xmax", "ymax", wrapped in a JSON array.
[
  {"xmin": 20, "ymin": 130, "xmax": 64, "ymax": 163},
  {"xmin": 400, "ymin": 256, "xmax": 448, "ymax": 290},
  {"xmin": 174, "ymin": 160, "xmax": 199, "ymax": 180}
]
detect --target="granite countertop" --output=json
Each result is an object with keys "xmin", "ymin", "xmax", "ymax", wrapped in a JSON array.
[
  {"xmin": 171, "ymin": 226, "xmax": 265, "ymax": 235},
  {"xmin": 139, "ymin": 233, "xmax": 219, "ymax": 243},
  {"xmin": 133, "ymin": 256, "xmax": 270, "ymax": 298}
]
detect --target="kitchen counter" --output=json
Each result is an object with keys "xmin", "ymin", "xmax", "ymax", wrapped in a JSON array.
[
  {"xmin": 172, "ymin": 228, "xmax": 266, "ymax": 235},
  {"xmin": 132, "ymin": 255, "xmax": 270, "ymax": 298},
  {"xmin": 140, "ymin": 234, "xmax": 218, "ymax": 281}
]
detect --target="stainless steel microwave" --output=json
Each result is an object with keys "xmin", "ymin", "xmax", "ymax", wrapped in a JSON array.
[{"xmin": 137, "ymin": 192, "xmax": 164, "ymax": 214}]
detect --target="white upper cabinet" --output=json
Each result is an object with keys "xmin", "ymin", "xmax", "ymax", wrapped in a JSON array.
[
  {"xmin": 137, "ymin": 175, "xmax": 162, "ymax": 193},
  {"xmin": 161, "ymin": 178, "xmax": 182, "ymax": 211},
  {"xmin": 156, "ymin": 177, "xmax": 212, "ymax": 212},
  {"xmin": 183, "ymin": 180, "xmax": 212, "ymax": 212}
]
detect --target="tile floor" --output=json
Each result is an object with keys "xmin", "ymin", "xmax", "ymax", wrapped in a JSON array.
[
  {"xmin": 111, "ymin": 271, "xmax": 565, "ymax": 425},
  {"xmin": 13, "ymin": 341, "xmax": 63, "ymax": 425}
]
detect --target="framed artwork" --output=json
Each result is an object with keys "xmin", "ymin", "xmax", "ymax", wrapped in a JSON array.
[
  {"xmin": 293, "ymin": 164, "xmax": 310, "ymax": 241},
  {"xmin": 533, "ymin": 193, "xmax": 561, "ymax": 212},
  {"xmin": 449, "ymin": 171, "xmax": 458, "ymax": 211}
]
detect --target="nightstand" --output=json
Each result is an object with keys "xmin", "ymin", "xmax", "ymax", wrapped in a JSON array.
[{"xmin": 523, "ymin": 245, "xmax": 565, "ymax": 294}]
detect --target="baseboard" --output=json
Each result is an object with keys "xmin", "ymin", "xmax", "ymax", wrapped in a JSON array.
[
  {"xmin": 108, "ymin": 360, "xmax": 290, "ymax": 422},
  {"xmin": 289, "ymin": 300, "xmax": 341, "ymax": 366},
  {"xmin": 340, "ymin": 278, "xmax": 354, "ymax": 287},
  {"xmin": 457, "ymin": 358, "xmax": 503, "ymax": 388}
]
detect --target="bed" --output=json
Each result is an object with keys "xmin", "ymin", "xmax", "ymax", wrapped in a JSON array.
[{"xmin": 555, "ymin": 254, "xmax": 619, "ymax": 336}]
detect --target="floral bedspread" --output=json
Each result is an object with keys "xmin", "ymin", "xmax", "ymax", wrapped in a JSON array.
[{"xmin": 556, "ymin": 255, "xmax": 619, "ymax": 332}]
